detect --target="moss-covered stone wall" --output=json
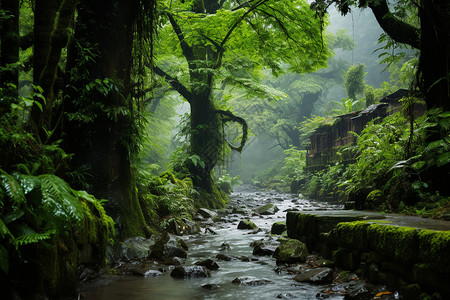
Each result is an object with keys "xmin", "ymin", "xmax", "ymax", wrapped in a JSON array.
[{"xmin": 286, "ymin": 212, "xmax": 450, "ymax": 299}]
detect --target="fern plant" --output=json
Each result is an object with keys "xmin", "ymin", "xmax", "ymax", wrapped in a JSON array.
[{"xmin": 0, "ymin": 169, "xmax": 112, "ymax": 274}]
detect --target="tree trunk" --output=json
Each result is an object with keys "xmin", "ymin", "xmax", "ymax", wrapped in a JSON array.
[
  {"xmin": 418, "ymin": 0, "xmax": 450, "ymax": 111},
  {"xmin": 0, "ymin": 0, "xmax": 19, "ymax": 113},
  {"xmin": 64, "ymin": 0, "xmax": 148, "ymax": 238},
  {"xmin": 189, "ymin": 91, "xmax": 222, "ymax": 192}
]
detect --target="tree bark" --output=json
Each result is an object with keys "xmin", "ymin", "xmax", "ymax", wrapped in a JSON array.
[
  {"xmin": 64, "ymin": 0, "xmax": 148, "ymax": 238},
  {"xmin": 0, "ymin": 0, "xmax": 20, "ymax": 112},
  {"xmin": 29, "ymin": 0, "xmax": 77, "ymax": 139},
  {"xmin": 418, "ymin": 0, "xmax": 450, "ymax": 111}
]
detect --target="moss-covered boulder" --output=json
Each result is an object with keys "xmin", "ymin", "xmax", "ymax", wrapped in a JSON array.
[
  {"xmin": 254, "ymin": 203, "xmax": 279, "ymax": 215},
  {"xmin": 237, "ymin": 219, "xmax": 258, "ymax": 230},
  {"xmin": 273, "ymin": 238, "xmax": 308, "ymax": 264},
  {"xmin": 149, "ymin": 233, "xmax": 188, "ymax": 261},
  {"xmin": 271, "ymin": 221, "xmax": 286, "ymax": 235}
]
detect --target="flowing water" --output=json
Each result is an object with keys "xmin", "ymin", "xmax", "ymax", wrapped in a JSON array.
[{"xmin": 82, "ymin": 185, "xmax": 344, "ymax": 300}]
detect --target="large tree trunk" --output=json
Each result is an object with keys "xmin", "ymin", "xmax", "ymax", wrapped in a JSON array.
[
  {"xmin": 418, "ymin": 0, "xmax": 450, "ymax": 111},
  {"xmin": 64, "ymin": 0, "xmax": 148, "ymax": 238},
  {"xmin": 189, "ymin": 91, "xmax": 222, "ymax": 192},
  {"xmin": 0, "ymin": 0, "xmax": 19, "ymax": 113}
]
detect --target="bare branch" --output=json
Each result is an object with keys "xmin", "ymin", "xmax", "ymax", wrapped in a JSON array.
[{"xmin": 215, "ymin": 109, "xmax": 248, "ymax": 152}]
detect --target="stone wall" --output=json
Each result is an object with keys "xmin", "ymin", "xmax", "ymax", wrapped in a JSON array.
[{"xmin": 286, "ymin": 211, "xmax": 450, "ymax": 299}]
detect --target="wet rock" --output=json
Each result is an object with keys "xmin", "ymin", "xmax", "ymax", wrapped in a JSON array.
[
  {"xmin": 254, "ymin": 203, "xmax": 279, "ymax": 215},
  {"xmin": 197, "ymin": 208, "xmax": 218, "ymax": 219},
  {"xmin": 216, "ymin": 253, "xmax": 234, "ymax": 261},
  {"xmin": 273, "ymin": 238, "xmax": 308, "ymax": 264},
  {"xmin": 79, "ymin": 267, "xmax": 97, "ymax": 282},
  {"xmin": 181, "ymin": 218, "xmax": 201, "ymax": 234},
  {"xmin": 231, "ymin": 206, "xmax": 248, "ymax": 215},
  {"xmin": 250, "ymin": 240, "xmax": 264, "ymax": 248},
  {"xmin": 170, "ymin": 265, "xmax": 211, "ymax": 278},
  {"xmin": 202, "ymin": 284, "xmax": 220, "ymax": 290},
  {"xmin": 120, "ymin": 236, "xmax": 157, "ymax": 261},
  {"xmin": 195, "ymin": 259, "xmax": 220, "ymax": 270},
  {"xmin": 276, "ymin": 293, "xmax": 297, "ymax": 298},
  {"xmin": 271, "ymin": 221, "xmax": 287, "ymax": 235},
  {"xmin": 231, "ymin": 276, "xmax": 274, "ymax": 286},
  {"xmin": 130, "ymin": 268, "xmax": 163, "ymax": 277},
  {"xmin": 343, "ymin": 280, "xmax": 369, "ymax": 299},
  {"xmin": 253, "ymin": 245, "xmax": 277, "ymax": 256},
  {"xmin": 163, "ymin": 256, "xmax": 184, "ymax": 266},
  {"xmin": 205, "ymin": 227, "xmax": 217, "ymax": 235},
  {"xmin": 164, "ymin": 218, "xmax": 190, "ymax": 236},
  {"xmin": 219, "ymin": 242, "xmax": 231, "ymax": 251},
  {"xmin": 293, "ymin": 267, "xmax": 333, "ymax": 284},
  {"xmin": 149, "ymin": 233, "xmax": 188, "ymax": 261},
  {"xmin": 237, "ymin": 219, "xmax": 258, "ymax": 230}
]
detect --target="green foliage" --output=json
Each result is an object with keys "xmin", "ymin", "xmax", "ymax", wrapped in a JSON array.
[
  {"xmin": 345, "ymin": 64, "xmax": 366, "ymax": 100},
  {"xmin": 0, "ymin": 169, "xmax": 113, "ymax": 274}
]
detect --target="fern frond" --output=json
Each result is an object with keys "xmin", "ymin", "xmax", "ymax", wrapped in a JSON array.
[
  {"xmin": 13, "ymin": 224, "xmax": 55, "ymax": 246},
  {"xmin": 38, "ymin": 174, "xmax": 84, "ymax": 223},
  {"xmin": 0, "ymin": 170, "xmax": 26, "ymax": 205},
  {"xmin": 0, "ymin": 218, "xmax": 14, "ymax": 239}
]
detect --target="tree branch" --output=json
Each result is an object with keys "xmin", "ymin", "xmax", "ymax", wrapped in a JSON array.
[
  {"xmin": 368, "ymin": 0, "xmax": 420, "ymax": 49},
  {"xmin": 153, "ymin": 65, "xmax": 192, "ymax": 103},
  {"xmin": 215, "ymin": 109, "xmax": 248, "ymax": 152},
  {"xmin": 167, "ymin": 12, "xmax": 194, "ymax": 60}
]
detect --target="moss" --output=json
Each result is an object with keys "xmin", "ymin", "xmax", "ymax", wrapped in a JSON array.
[
  {"xmin": 366, "ymin": 224, "xmax": 418, "ymax": 263},
  {"xmin": 195, "ymin": 181, "xmax": 228, "ymax": 209},
  {"xmin": 365, "ymin": 189, "xmax": 384, "ymax": 209},
  {"xmin": 417, "ymin": 229, "xmax": 450, "ymax": 272}
]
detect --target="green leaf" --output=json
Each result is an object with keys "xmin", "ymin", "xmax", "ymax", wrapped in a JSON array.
[
  {"xmin": 411, "ymin": 161, "xmax": 426, "ymax": 171},
  {"xmin": 0, "ymin": 218, "xmax": 13, "ymax": 239},
  {"xmin": 0, "ymin": 171, "xmax": 26, "ymax": 204},
  {"xmin": 437, "ymin": 152, "xmax": 450, "ymax": 167}
]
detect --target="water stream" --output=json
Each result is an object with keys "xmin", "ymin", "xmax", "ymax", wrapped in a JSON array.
[{"xmin": 82, "ymin": 185, "xmax": 344, "ymax": 300}]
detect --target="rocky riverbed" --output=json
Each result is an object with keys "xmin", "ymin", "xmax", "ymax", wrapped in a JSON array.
[{"xmin": 77, "ymin": 185, "xmax": 402, "ymax": 300}]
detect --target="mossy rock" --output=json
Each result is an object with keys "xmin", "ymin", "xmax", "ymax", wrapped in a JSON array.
[
  {"xmin": 417, "ymin": 229, "xmax": 450, "ymax": 273},
  {"xmin": 273, "ymin": 238, "xmax": 308, "ymax": 264},
  {"xmin": 237, "ymin": 219, "xmax": 258, "ymax": 230},
  {"xmin": 271, "ymin": 221, "xmax": 286, "ymax": 235},
  {"xmin": 254, "ymin": 203, "xmax": 279, "ymax": 215},
  {"xmin": 365, "ymin": 189, "xmax": 384, "ymax": 209}
]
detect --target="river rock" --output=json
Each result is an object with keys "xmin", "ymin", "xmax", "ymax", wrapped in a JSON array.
[
  {"xmin": 276, "ymin": 293, "xmax": 297, "ymax": 299},
  {"xmin": 273, "ymin": 238, "xmax": 308, "ymax": 264},
  {"xmin": 271, "ymin": 221, "xmax": 287, "ymax": 235},
  {"xmin": 120, "ymin": 236, "xmax": 157, "ymax": 261},
  {"xmin": 237, "ymin": 219, "xmax": 258, "ymax": 230},
  {"xmin": 219, "ymin": 242, "xmax": 231, "ymax": 251},
  {"xmin": 149, "ymin": 233, "xmax": 188, "ymax": 261},
  {"xmin": 182, "ymin": 218, "xmax": 201, "ymax": 234},
  {"xmin": 254, "ymin": 203, "xmax": 279, "ymax": 215},
  {"xmin": 232, "ymin": 276, "xmax": 274, "ymax": 285},
  {"xmin": 197, "ymin": 208, "xmax": 218, "ymax": 219},
  {"xmin": 253, "ymin": 245, "xmax": 277, "ymax": 256},
  {"xmin": 293, "ymin": 267, "xmax": 333, "ymax": 284},
  {"xmin": 164, "ymin": 218, "xmax": 189, "ymax": 236},
  {"xmin": 163, "ymin": 256, "xmax": 184, "ymax": 266},
  {"xmin": 195, "ymin": 259, "xmax": 220, "ymax": 270},
  {"xmin": 342, "ymin": 280, "xmax": 369, "ymax": 299},
  {"xmin": 216, "ymin": 253, "xmax": 234, "ymax": 261},
  {"xmin": 202, "ymin": 284, "xmax": 220, "ymax": 290},
  {"xmin": 170, "ymin": 265, "xmax": 211, "ymax": 278},
  {"xmin": 130, "ymin": 267, "xmax": 163, "ymax": 277}
]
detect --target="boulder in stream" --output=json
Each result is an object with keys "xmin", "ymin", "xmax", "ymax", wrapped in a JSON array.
[
  {"xmin": 293, "ymin": 267, "xmax": 333, "ymax": 284},
  {"xmin": 254, "ymin": 203, "xmax": 279, "ymax": 215},
  {"xmin": 170, "ymin": 265, "xmax": 211, "ymax": 278},
  {"xmin": 194, "ymin": 258, "xmax": 220, "ymax": 270},
  {"xmin": 237, "ymin": 219, "xmax": 258, "ymax": 230},
  {"xmin": 273, "ymin": 238, "xmax": 308, "ymax": 264},
  {"xmin": 253, "ymin": 244, "xmax": 277, "ymax": 256},
  {"xmin": 271, "ymin": 221, "xmax": 287, "ymax": 235},
  {"xmin": 119, "ymin": 236, "xmax": 158, "ymax": 261},
  {"xmin": 149, "ymin": 233, "xmax": 188, "ymax": 261},
  {"xmin": 232, "ymin": 276, "xmax": 274, "ymax": 285},
  {"xmin": 197, "ymin": 208, "xmax": 218, "ymax": 219}
]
